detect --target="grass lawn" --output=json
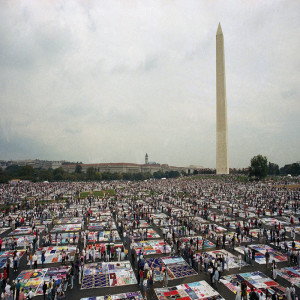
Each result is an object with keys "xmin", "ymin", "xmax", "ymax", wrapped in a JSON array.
[
  {"xmin": 275, "ymin": 184, "xmax": 300, "ymax": 190},
  {"xmin": 79, "ymin": 189, "xmax": 115, "ymax": 198}
]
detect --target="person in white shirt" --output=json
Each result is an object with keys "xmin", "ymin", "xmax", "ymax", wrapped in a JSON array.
[
  {"xmin": 235, "ymin": 282, "xmax": 241, "ymax": 300},
  {"xmin": 5, "ymin": 280, "xmax": 11, "ymax": 296},
  {"xmin": 28, "ymin": 287, "xmax": 34, "ymax": 299},
  {"xmin": 33, "ymin": 253, "xmax": 38, "ymax": 269}
]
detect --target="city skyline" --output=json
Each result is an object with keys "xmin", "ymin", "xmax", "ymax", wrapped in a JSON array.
[{"xmin": 0, "ymin": 1, "xmax": 299, "ymax": 168}]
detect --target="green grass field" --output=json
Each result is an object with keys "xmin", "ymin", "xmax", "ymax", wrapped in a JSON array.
[{"xmin": 79, "ymin": 189, "xmax": 115, "ymax": 198}]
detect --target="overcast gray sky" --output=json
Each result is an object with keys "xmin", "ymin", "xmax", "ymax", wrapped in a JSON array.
[{"xmin": 0, "ymin": 0, "xmax": 299, "ymax": 168}]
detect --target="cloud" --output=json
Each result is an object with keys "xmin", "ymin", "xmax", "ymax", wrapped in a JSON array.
[{"xmin": 0, "ymin": 0, "xmax": 299, "ymax": 168}]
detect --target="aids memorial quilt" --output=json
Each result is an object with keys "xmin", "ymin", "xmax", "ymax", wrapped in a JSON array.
[
  {"xmin": 80, "ymin": 291, "xmax": 143, "ymax": 300},
  {"xmin": 261, "ymin": 218, "xmax": 288, "ymax": 227},
  {"xmin": 54, "ymin": 217, "xmax": 82, "ymax": 224},
  {"xmin": 132, "ymin": 228, "xmax": 160, "ymax": 239},
  {"xmin": 81, "ymin": 261, "xmax": 137, "ymax": 289},
  {"xmin": 277, "ymin": 240, "xmax": 300, "ymax": 251},
  {"xmin": 155, "ymin": 281, "xmax": 224, "ymax": 300},
  {"xmin": 88, "ymin": 231, "xmax": 121, "ymax": 243},
  {"xmin": 28, "ymin": 246, "xmax": 76, "ymax": 264},
  {"xmin": 131, "ymin": 240, "xmax": 171, "ymax": 255},
  {"xmin": 51, "ymin": 232, "xmax": 79, "ymax": 244},
  {"xmin": 145, "ymin": 256, "xmax": 197, "ymax": 281},
  {"xmin": 17, "ymin": 266, "xmax": 71, "ymax": 296},
  {"xmin": 88, "ymin": 222, "xmax": 117, "ymax": 231},
  {"xmin": 86, "ymin": 243, "xmax": 124, "ymax": 259},
  {"xmin": 9, "ymin": 226, "xmax": 44, "ymax": 236},
  {"xmin": 51, "ymin": 223, "xmax": 82, "ymax": 233},
  {"xmin": 0, "ymin": 249, "xmax": 25, "ymax": 268},
  {"xmin": 235, "ymin": 244, "xmax": 287, "ymax": 264},
  {"xmin": 0, "ymin": 228, "xmax": 10, "ymax": 235},
  {"xmin": 203, "ymin": 249, "xmax": 248, "ymax": 269},
  {"xmin": 181, "ymin": 237, "xmax": 215, "ymax": 249},
  {"xmin": 277, "ymin": 266, "xmax": 300, "ymax": 288},
  {"xmin": 220, "ymin": 271, "xmax": 286, "ymax": 298},
  {"xmin": 2, "ymin": 235, "xmax": 35, "ymax": 249}
]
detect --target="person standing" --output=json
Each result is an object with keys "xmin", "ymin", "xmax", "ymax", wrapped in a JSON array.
[
  {"xmin": 214, "ymin": 268, "xmax": 219, "ymax": 289},
  {"xmin": 5, "ymin": 279, "xmax": 11, "ymax": 300},
  {"xmin": 285, "ymin": 286, "xmax": 291, "ymax": 300},
  {"xmin": 139, "ymin": 269, "xmax": 143, "ymax": 289},
  {"xmin": 163, "ymin": 267, "xmax": 168, "ymax": 287},
  {"xmin": 251, "ymin": 249, "xmax": 255, "ymax": 267},
  {"xmin": 18, "ymin": 287, "xmax": 26, "ymax": 300},
  {"xmin": 143, "ymin": 276, "xmax": 148, "ymax": 299},
  {"xmin": 272, "ymin": 265, "xmax": 277, "ymax": 281},
  {"xmin": 290, "ymin": 284, "xmax": 296, "ymax": 300},
  {"xmin": 238, "ymin": 254, "xmax": 242, "ymax": 270},
  {"xmin": 159, "ymin": 263, "xmax": 163, "ymax": 282},
  {"xmin": 27, "ymin": 287, "xmax": 34, "ymax": 299},
  {"xmin": 11, "ymin": 280, "xmax": 16, "ymax": 300},
  {"xmin": 33, "ymin": 252, "xmax": 38, "ymax": 269},
  {"xmin": 78, "ymin": 264, "xmax": 82, "ymax": 284},
  {"xmin": 29, "ymin": 252, "xmax": 33, "ymax": 269},
  {"xmin": 235, "ymin": 282, "xmax": 241, "ymax": 300},
  {"xmin": 70, "ymin": 272, "xmax": 74, "ymax": 290},
  {"xmin": 265, "ymin": 249, "xmax": 270, "ymax": 268},
  {"xmin": 41, "ymin": 251, "xmax": 45, "ymax": 267},
  {"xmin": 42, "ymin": 282, "xmax": 47, "ymax": 300}
]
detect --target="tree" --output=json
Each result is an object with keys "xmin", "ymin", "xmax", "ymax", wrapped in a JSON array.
[
  {"xmin": 95, "ymin": 172, "xmax": 102, "ymax": 180},
  {"xmin": 53, "ymin": 167, "xmax": 65, "ymax": 181},
  {"xmin": 86, "ymin": 167, "xmax": 96, "ymax": 180},
  {"xmin": 19, "ymin": 165, "xmax": 34, "ymax": 179},
  {"xmin": 39, "ymin": 169, "xmax": 54, "ymax": 181},
  {"xmin": 249, "ymin": 155, "xmax": 268, "ymax": 179},
  {"xmin": 75, "ymin": 164, "xmax": 82, "ymax": 174},
  {"xmin": 5, "ymin": 165, "xmax": 21, "ymax": 176},
  {"xmin": 280, "ymin": 163, "xmax": 300, "ymax": 176},
  {"xmin": 153, "ymin": 171, "xmax": 164, "ymax": 179},
  {"xmin": 268, "ymin": 162, "xmax": 280, "ymax": 175}
]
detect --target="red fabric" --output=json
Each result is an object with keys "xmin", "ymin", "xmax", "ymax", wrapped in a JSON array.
[{"xmin": 164, "ymin": 291, "xmax": 178, "ymax": 296}]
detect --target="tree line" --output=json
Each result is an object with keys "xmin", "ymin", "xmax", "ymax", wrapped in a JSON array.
[
  {"xmin": 249, "ymin": 155, "xmax": 300, "ymax": 179},
  {"xmin": 0, "ymin": 158, "xmax": 299, "ymax": 183},
  {"xmin": 0, "ymin": 164, "xmax": 182, "ymax": 183}
]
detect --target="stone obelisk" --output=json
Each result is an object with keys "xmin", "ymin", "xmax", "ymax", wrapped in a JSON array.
[{"xmin": 216, "ymin": 23, "xmax": 229, "ymax": 174}]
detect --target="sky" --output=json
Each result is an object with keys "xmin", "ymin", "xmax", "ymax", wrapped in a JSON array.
[{"xmin": 0, "ymin": 0, "xmax": 299, "ymax": 168}]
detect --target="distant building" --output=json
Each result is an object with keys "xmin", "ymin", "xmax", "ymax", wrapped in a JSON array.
[
  {"xmin": 61, "ymin": 162, "xmax": 194, "ymax": 175},
  {"xmin": 4, "ymin": 159, "xmax": 64, "ymax": 170}
]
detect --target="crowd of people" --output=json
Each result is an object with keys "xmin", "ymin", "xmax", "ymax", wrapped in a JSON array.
[{"xmin": 0, "ymin": 177, "xmax": 298, "ymax": 299}]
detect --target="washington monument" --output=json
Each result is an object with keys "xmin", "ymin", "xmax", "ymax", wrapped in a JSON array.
[{"xmin": 216, "ymin": 23, "xmax": 229, "ymax": 174}]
